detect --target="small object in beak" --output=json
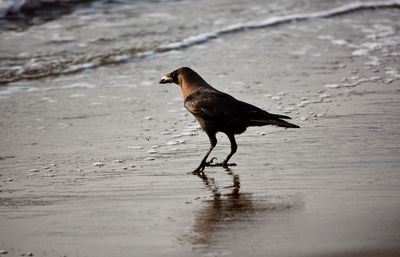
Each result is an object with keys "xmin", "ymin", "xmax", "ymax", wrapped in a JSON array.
[{"xmin": 159, "ymin": 75, "xmax": 171, "ymax": 84}]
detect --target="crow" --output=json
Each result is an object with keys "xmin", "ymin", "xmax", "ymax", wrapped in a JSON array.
[{"xmin": 160, "ymin": 67, "xmax": 299, "ymax": 173}]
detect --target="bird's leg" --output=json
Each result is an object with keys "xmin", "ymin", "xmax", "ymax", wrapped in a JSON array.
[
  {"xmin": 206, "ymin": 134, "xmax": 237, "ymax": 168},
  {"xmin": 193, "ymin": 133, "xmax": 217, "ymax": 174},
  {"xmin": 222, "ymin": 133, "xmax": 237, "ymax": 168}
]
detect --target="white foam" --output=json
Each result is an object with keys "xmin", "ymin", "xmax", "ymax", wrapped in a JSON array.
[
  {"xmin": 325, "ymin": 76, "xmax": 382, "ymax": 89},
  {"xmin": 126, "ymin": 146, "xmax": 143, "ymax": 150},
  {"xmin": 108, "ymin": 54, "xmax": 132, "ymax": 62},
  {"xmin": 157, "ymin": 32, "xmax": 218, "ymax": 51},
  {"xmin": 385, "ymin": 67, "xmax": 400, "ymax": 78},
  {"xmin": 166, "ymin": 139, "xmax": 185, "ymax": 145},
  {"xmin": 154, "ymin": 1, "xmax": 400, "ymax": 54},
  {"xmin": 42, "ymin": 174, "xmax": 55, "ymax": 177},
  {"xmin": 41, "ymin": 97, "xmax": 57, "ymax": 103},
  {"xmin": 147, "ymin": 149, "xmax": 158, "ymax": 154},
  {"xmin": 50, "ymin": 33, "xmax": 76, "ymax": 43},
  {"xmin": 297, "ymin": 101, "xmax": 310, "ymax": 107},
  {"xmin": 184, "ymin": 124, "xmax": 201, "ymax": 132},
  {"xmin": 319, "ymin": 94, "xmax": 331, "ymax": 99},
  {"xmin": 365, "ymin": 56, "xmax": 381, "ymax": 66},
  {"xmin": 141, "ymin": 12, "xmax": 175, "ymax": 19},
  {"xmin": 92, "ymin": 162, "xmax": 105, "ymax": 167},
  {"xmin": 90, "ymin": 102, "xmax": 104, "ymax": 106},
  {"xmin": 331, "ymin": 39, "xmax": 349, "ymax": 46},
  {"xmin": 69, "ymin": 93, "xmax": 86, "ymax": 98},
  {"xmin": 64, "ymin": 62, "xmax": 95, "ymax": 73},
  {"xmin": 181, "ymin": 132, "xmax": 198, "ymax": 136},
  {"xmin": 352, "ymin": 49, "xmax": 370, "ymax": 56},
  {"xmin": 0, "ymin": 85, "xmax": 39, "ymax": 95},
  {"xmin": 62, "ymin": 82, "xmax": 96, "ymax": 89}
]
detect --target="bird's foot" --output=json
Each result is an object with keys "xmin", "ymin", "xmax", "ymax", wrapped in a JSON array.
[
  {"xmin": 205, "ymin": 157, "xmax": 218, "ymax": 166},
  {"xmin": 222, "ymin": 162, "xmax": 237, "ymax": 168},
  {"xmin": 194, "ymin": 158, "xmax": 237, "ymax": 173},
  {"xmin": 216, "ymin": 163, "xmax": 237, "ymax": 167},
  {"xmin": 207, "ymin": 159, "xmax": 237, "ymax": 168},
  {"xmin": 193, "ymin": 162, "xmax": 206, "ymax": 175},
  {"xmin": 192, "ymin": 170, "xmax": 206, "ymax": 179}
]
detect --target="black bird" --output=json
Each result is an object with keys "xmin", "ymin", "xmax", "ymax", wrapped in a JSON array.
[{"xmin": 159, "ymin": 67, "xmax": 299, "ymax": 173}]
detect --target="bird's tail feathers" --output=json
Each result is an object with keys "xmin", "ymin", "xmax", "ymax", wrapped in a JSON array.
[
  {"xmin": 272, "ymin": 114, "xmax": 291, "ymax": 119},
  {"xmin": 250, "ymin": 118, "xmax": 300, "ymax": 128},
  {"xmin": 271, "ymin": 119, "xmax": 300, "ymax": 128}
]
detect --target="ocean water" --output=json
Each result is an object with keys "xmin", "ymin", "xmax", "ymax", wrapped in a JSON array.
[{"xmin": 1, "ymin": 0, "xmax": 399, "ymax": 86}]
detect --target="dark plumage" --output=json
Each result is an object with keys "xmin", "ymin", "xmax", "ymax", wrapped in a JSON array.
[{"xmin": 159, "ymin": 67, "xmax": 299, "ymax": 173}]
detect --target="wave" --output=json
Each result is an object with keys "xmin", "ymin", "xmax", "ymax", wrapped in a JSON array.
[
  {"xmin": 0, "ymin": 0, "xmax": 94, "ymax": 19},
  {"xmin": 157, "ymin": 1, "xmax": 400, "ymax": 51},
  {"xmin": 1, "ymin": 0, "xmax": 399, "ymax": 85}
]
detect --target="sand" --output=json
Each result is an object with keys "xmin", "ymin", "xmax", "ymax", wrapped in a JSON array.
[{"xmin": 1, "ymin": 7, "xmax": 400, "ymax": 257}]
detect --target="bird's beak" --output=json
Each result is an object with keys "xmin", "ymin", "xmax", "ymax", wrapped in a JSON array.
[{"xmin": 159, "ymin": 74, "xmax": 173, "ymax": 84}]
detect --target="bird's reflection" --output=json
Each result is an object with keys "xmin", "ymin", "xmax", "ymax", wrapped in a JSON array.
[
  {"xmin": 189, "ymin": 168, "xmax": 302, "ymax": 248},
  {"xmin": 196, "ymin": 167, "xmax": 240, "ymax": 198},
  {"xmin": 191, "ymin": 168, "xmax": 254, "ymax": 246}
]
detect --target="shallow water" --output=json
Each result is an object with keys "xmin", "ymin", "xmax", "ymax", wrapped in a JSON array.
[{"xmin": 1, "ymin": 0, "xmax": 399, "ymax": 86}]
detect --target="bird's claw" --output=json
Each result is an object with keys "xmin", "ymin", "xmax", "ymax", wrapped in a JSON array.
[
  {"xmin": 193, "ymin": 158, "xmax": 236, "ymax": 174},
  {"xmin": 192, "ymin": 169, "xmax": 206, "ymax": 178},
  {"xmin": 207, "ymin": 161, "xmax": 237, "ymax": 168},
  {"xmin": 193, "ymin": 162, "xmax": 206, "ymax": 174},
  {"xmin": 223, "ymin": 162, "xmax": 237, "ymax": 168},
  {"xmin": 205, "ymin": 157, "xmax": 218, "ymax": 166},
  {"xmin": 193, "ymin": 167, "xmax": 204, "ymax": 174}
]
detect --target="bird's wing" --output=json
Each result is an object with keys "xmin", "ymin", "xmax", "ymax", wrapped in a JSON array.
[{"xmin": 184, "ymin": 90, "xmax": 286, "ymax": 121}]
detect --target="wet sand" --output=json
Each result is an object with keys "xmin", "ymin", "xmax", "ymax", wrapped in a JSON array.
[{"xmin": 1, "ymin": 7, "xmax": 400, "ymax": 257}]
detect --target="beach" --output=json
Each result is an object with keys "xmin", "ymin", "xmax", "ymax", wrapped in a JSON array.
[{"xmin": 0, "ymin": 1, "xmax": 400, "ymax": 256}]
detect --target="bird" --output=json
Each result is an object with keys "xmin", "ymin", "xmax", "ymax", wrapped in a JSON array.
[{"xmin": 159, "ymin": 67, "xmax": 299, "ymax": 174}]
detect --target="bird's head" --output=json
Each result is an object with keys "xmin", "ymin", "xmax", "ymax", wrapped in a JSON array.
[
  {"xmin": 159, "ymin": 67, "xmax": 194, "ymax": 86},
  {"xmin": 159, "ymin": 67, "xmax": 211, "ymax": 98}
]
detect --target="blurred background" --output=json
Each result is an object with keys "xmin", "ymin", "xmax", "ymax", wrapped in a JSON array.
[{"xmin": 0, "ymin": 0, "xmax": 380, "ymax": 86}]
